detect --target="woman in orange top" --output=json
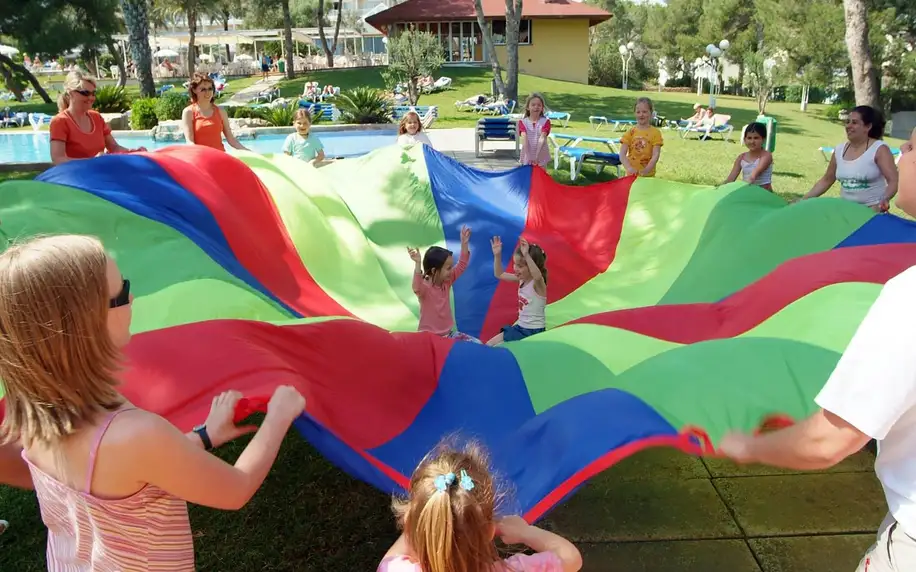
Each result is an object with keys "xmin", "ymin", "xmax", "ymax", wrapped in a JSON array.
[
  {"xmin": 181, "ymin": 72, "xmax": 248, "ymax": 152},
  {"xmin": 50, "ymin": 71, "xmax": 144, "ymax": 165}
]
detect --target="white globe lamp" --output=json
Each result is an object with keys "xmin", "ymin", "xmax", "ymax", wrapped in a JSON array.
[
  {"xmin": 719, "ymin": 39, "xmax": 730, "ymax": 51},
  {"xmin": 619, "ymin": 44, "xmax": 628, "ymax": 56},
  {"xmin": 626, "ymin": 41, "xmax": 635, "ymax": 51}
]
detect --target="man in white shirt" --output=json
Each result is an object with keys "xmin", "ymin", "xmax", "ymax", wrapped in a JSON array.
[{"xmin": 720, "ymin": 141, "xmax": 916, "ymax": 571}]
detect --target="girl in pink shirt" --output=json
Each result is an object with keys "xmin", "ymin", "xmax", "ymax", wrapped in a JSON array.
[
  {"xmin": 518, "ymin": 93, "xmax": 551, "ymax": 168},
  {"xmin": 377, "ymin": 440, "xmax": 582, "ymax": 572},
  {"xmin": 408, "ymin": 225, "xmax": 480, "ymax": 343},
  {"xmin": 0, "ymin": 234, "xmax": 307, "ymax": 571}
]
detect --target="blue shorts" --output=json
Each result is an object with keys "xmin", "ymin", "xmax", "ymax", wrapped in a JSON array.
[{"xmin": 501, "ymin": 324, "xmax": 545, "ymax": 342}]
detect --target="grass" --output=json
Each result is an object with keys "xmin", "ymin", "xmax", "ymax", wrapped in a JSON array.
[
  {"xmin": 0, "ymin": 68, "xmax": 904, "ymax": 570},
  {"xmin": 277, "ymin": 67, "xmax": 909, "ymax": 200}
]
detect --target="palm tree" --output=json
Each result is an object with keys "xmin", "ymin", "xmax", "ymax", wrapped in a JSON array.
[
  {"xmin": 281, "ymin": 0, "xmax": 295, "ymax": 79},
  {"xmin": 156, "ymin": 0, "xmax": 220, "ymax": 78},
  {"xmin": 316, "ymin": 0, "xmax": 343, "ymax": 67},
  {"xmin": 120, "ymin": 0, "xmax": 157, "ymax": 97}
]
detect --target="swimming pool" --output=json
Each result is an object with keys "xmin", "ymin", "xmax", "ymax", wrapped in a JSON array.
[{"xmin": 0, "ymin": 129, "xmax": 399, "ymax": 164}]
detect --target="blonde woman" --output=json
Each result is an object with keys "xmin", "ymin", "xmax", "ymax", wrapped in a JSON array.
[
  {"xmin": 0, "ymin": 234, "xmax": 307, "ymax": 570},
  {"xmin": 49, "ymin": 70, "xmax": 144, "ymax": 164}
]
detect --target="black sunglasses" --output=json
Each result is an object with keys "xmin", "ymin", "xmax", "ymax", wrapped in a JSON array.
[
  {"xmin": 74, "ymin": 89, "xmax": 96, "ymax": 97},
  {"xmin": 110, "ymin": 279, "xmax": 131, "ymax": 308}
]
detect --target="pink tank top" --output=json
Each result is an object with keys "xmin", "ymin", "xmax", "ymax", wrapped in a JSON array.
[{"xmin": 23, "ymin": 408, "xmax": 195, "ymax": 571}]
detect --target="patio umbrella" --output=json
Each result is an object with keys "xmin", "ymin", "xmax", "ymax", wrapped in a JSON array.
[
  {"xmin": 199, "ymin": 53, "xmax": 213, "ymax": 61},
  {"xmin": 154, "ymin": 49, "xmax": 179, "ymax": 57},
  {"xmin": 0, "ymin": 45, "xmax": 19, "ymax": 56},
  {"xmin": 234, "ymin": 54, "xmax": 253, "ymax": 61}
]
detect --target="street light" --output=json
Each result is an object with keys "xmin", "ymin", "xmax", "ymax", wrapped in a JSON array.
[
  {"xmin": 619, "ymin": 41, "xmax": 635, "ymax": 90},
  {"xmin": 705, "ymin": 39, "xmax": 729, "ymax": 108}
]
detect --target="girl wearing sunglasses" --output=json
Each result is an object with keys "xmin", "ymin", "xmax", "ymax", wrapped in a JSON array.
[
  {"xmin": 0, "ymin": 234, "xmax": 306, "ymax": 570},
  {"xmin": 49, "ymin": 71, "xmax": 146, "ymax": 165}
]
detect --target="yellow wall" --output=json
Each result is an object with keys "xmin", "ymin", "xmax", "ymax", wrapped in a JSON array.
[{"xmin": 493, "ymin": 19, "xmax": 591, "ymax": 84}]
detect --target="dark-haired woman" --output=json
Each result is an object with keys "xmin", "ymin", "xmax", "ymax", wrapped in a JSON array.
[
  {"xmin": 801, "ymin": 105, "xmax": 898, "ymax": 212},
  {"xmin": 181, "ymin": 72, "xmax": 248, "ymax": 152}
]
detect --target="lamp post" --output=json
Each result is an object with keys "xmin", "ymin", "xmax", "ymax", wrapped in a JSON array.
[
  {"xmin": 618, "ymin": 41, "xmax": 635, "ymax": 90},
  {"xmin": 705, "ymin": 39, "xmax": 729, "ymax": 108}
]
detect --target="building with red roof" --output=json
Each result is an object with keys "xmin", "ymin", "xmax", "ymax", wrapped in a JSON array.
[{"xmin": 365, "ymin": 0, "xmax": 611, "ymax": 84}]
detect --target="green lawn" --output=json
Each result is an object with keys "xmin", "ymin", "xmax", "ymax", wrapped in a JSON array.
[
  {"xmin": 0, "ymin": 68, "xmax": 906, "ymax": 571},
  {"xmin": 280, "ymin": 67, "xmax": 909, "ymax": 201}
]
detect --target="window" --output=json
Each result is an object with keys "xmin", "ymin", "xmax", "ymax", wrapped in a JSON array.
[{"xmin": 491, "ymin": 19, "xmax": 532, "ymax": 45}]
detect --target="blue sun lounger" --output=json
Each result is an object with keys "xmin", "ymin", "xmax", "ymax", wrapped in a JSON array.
[
  {"xmin": 588, "ymin": 116, "xmax": 637, "ymax": 131},
  {"xmin": 549, "ymin": 133, "xmax": 621, "ymax": 181},
  {"xmin": 819, "ymin": 146, "xmax": 901, "ymax": 163}
]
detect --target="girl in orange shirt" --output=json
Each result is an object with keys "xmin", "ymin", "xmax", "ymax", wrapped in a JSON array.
[
  {"xmin": 181, "ymin": 72, "xmax": 249, "ymax": 152},
  {"xmin": 49, "ymin": 71, "xmax": 144, "ymax": 164}
]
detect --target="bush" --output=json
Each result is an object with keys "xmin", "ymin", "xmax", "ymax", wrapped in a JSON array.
[
  {"xmin": 154, "ymin": 91, "xmax": 188, "ymax": 122},
  {"xmin": 130, "ymin": 98, "xmax": 159, "ymax": 130},
  {"xmin": 258, "ymin": 105, "xmax": 298, "ymax": 127},
  {"xmin": 224, "ymin": 105, "xmax": 262, "ymax": 119},
  {"xmin": 93, "ymin": 85, "xmax": 131, "ymax": 113},
  {"xmin": 333, "ymin": 87, "xmax": 391, "ymax": 124}
]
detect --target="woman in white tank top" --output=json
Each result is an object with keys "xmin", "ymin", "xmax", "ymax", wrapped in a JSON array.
[{"xmin": 801, "ymin": 106, "xmax": 899, "ymax": 212}]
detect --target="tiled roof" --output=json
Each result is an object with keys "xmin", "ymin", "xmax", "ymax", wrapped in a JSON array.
[{"xmin": 365, "ymin": 0, "xmax": 612, "ymax": 28}]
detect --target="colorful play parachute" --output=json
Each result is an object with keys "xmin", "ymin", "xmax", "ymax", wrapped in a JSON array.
[{"xmin": 1, "ymin": 144, "xmax": 915, "ymax": 521}]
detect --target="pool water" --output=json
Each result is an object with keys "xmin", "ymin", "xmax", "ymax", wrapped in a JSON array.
[{"xmin": 0, "ymin": 129, "xmax": 399, "ymax": 164}]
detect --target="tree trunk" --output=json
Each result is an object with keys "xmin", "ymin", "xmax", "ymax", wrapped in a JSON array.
[
  {"xmin": 317, "ymin": 0, "xmax": 344, "ymax": 67},
  {"xmin": 800, "ymin": 84, "xmax": 809, "ymax": 112},
  {"xmin": 408, "ymin": 78, "xmax": 418, "ymax": 105},
  {"xmin": 330, "ymin": 4, "xmax": 344, "ymax": 67},
  {"xmin": 223, "ymin": 15, "xmax": 231, "ymax": 63},
  {"xmin": 504, "ymin": 0, "xmax": 522, "ymax": 103},
  {"xmin": 474, "ymin": 0, "xmax": 505, "ymax": 98},
  {"xmin": 121, "ymin": 0, "xmax": 156, "ymax": 98},
  {"xmin": 187, "ymin": 8, "xmax": 197, "ymax": 78},
  {"xmin": 282, "ymin": 0, "xmax": 295, "ymax": 79},
  {"xmin": 843, "ymin": 0, "xmax": 880, "ymax": 108},
  {"xmin": 0, "ymin": 55, "xmax": 53, "ymax": 103},
  {"xmin": 0, "ymin": 61, "xmax": 24, "ymax": 101},
  {"xmin": 106, "ymin": 40, "xmax": 128, "ymax": 89}
]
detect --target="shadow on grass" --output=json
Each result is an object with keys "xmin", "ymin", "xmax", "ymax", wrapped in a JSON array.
[{"xmin": 774, "ymin": 171, "xmax": 805, "ymax": 179}]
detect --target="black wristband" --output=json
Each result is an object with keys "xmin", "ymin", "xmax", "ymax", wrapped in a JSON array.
[{"xmin": 193, "ymin": 424, "xmax": 213, "ymax": 451}]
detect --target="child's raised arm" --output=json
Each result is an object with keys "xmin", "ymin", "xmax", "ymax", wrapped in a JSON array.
[
  {"xmin": 498, "ymin": 516, "xmax": 582, "ymax": 572},
  {"xmin": 408, "ymin": 247, "xmax": 425, "ymax": 295},
  {"xmin": 723, "ymin": 154, "xmax": 743, "ymax": 184},
  {"xmin": 491, "ymin": 236, "xmax": 518, "ymax": 282},
  {"xmin": 518, "ymin": 238, "xmax": 545, "ymax": 296}
]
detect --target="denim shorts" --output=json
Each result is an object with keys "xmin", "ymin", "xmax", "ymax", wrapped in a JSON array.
[{"xmin": 501, "ymin": 324, "xmax": 545, "ymax": 342}]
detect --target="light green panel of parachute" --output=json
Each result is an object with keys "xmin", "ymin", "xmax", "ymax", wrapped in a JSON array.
[
  {"xmin": 545, "ymin": 180, "xmax": 875, "ymax": 326},
  {"xmin": 0, "ymin": 181, "xmax": 292, "ymax": 334},
  {"xmin": 239, "ymin": 145, "xmax": 443, "ymax": 331},
  {"xmin": 509, "ymin": 281, "xmax": 882, "ymax": 443},
  {"xmin": 545, "ymin": 179, "xmax": 736, "ymax": 325}
]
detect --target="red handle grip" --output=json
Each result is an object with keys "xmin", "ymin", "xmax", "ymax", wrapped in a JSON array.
[{"xmin": 233, "ymin": 396, "xmax": 269, "ymax": 423}]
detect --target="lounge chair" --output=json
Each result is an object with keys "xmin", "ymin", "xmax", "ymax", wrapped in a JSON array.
[
  {"xmin": 681, "ymin": 114, "xmax": 734, "ymax": 142},
  {"xmin": 299, "ymin": 101, "xmax": 339, "ymax": 122},
  {"xmin": 421, "ymin": 77, "xmax": 452, "ymax": 93},
  {"xmin": 588, "ymin": 116, "xmax": 637, "ymax": 131},
  {"xmin": 475, "ymin": 117, "xmax": 519, "ymax": 158},
  {"xmin": 545, "ymin": 110, "xmax": 570, "ymax": 128},
  {"xmin": 548, "ymin": 133, "xmax": 622, "ymax": 181},
  {"xmin": 820, "ymin": 145, "xmax": 902, "ymax": 164},
  {"xmin": 392, "ymin": 105, "xmax": 439, "ymax": 128}
]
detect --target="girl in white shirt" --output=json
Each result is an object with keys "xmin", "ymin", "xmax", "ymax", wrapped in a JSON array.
[
  {"xmin": 801, "ymin": 105, "xmax": 899, "ymax": 212},
  {"xmin": 486, "ymin": 236, "xmax": 548, "ymax": 346},
  {"xmin": 723, "ymin": 122, "xmax": 774, "ymax": 191},
  {"xmin": 396, "ymin": 111, "xmax": 433, "ymax": 148}
]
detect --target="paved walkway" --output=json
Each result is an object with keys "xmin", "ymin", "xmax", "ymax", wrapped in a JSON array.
[
  {"xmin": 426, "ymin": 127, "xmax": 521, "ymax": 171},
  {"xmin": 539, "ymin": 446, "xmax": 882, "ymax": 572},
  {"xmin": 226, "ymin": 76, "xmax": 283, "ymax": 105}
]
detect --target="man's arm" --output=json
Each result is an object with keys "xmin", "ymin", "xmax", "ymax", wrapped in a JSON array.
[{"xmin": 724, "ymin": 409, "xmax": 872, "ymax": 470}]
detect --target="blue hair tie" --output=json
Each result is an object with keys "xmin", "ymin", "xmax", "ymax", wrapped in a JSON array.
[
  {"xmin": 433, "ymin": 470, "xmax": 475, "ymax": 493},
  {"xmin": 459, "ymin": 469, "xmax": 475, "ymax": 491},
  {"xmin": 434, "ymin": 472, "xmax": 455, "ymax": 492}
]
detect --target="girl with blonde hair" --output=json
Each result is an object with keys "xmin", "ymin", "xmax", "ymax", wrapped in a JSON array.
[
  {"xmin": 397, "ymin": 110, "xmax": 433, "ymax": 147},
  {"xmin": 378, "ymin": 439, "xmax": 582, "ymax": 572},
  {"xmin": 0, "ymin": 234, "xmax": 306, "ymax": 570},
  {"xmin": 50, "ymin": 70, "xmax": 144, "ymax": 164}
]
